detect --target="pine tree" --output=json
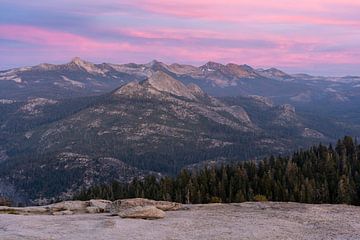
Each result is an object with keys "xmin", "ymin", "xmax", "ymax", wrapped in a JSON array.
[{"xmin": 74, "ymin": 137, "xmax": 360, "ymax": 206}]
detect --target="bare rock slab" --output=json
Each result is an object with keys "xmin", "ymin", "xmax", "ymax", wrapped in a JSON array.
[
  {"xmin": 1, "ymin": 202, "xmax": 360, "ymax": 239},
  {"xmin": 52, "ymin": 210, "xmax": 74, "ymax": 216}
]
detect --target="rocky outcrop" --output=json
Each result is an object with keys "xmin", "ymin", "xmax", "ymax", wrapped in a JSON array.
[
  {"xmin": 0, "ymin": 206, "xmax": 49, "ymax": 215},
  {"xmin": 147, "ymin": 71, "xmax": 197, "ymax": 100},
  {"xmin": 118, "ymin": 206, "xmax": 165, "ymax": 220},
  {"xmin": 0, "ymin": 200, "xmax": 89, "ymax": 215},
  {"xmin": 0, "ymin": 198, "xmax": 182, "ymax": 219},
  {"xmin": 109, "ymin": 198, "xmax": 182, "ymax": 215},
  {"xmin": 187, "ymin": 83, "xmax": 205, "ymax": 97},
  {"xmin": 47, "ymin": 200, "xmax": 89, "ymax": 214},
  {"xmin": 114, "ymin": 71, "xmax": 198, "ymax": 100},
  {"xmin": 86, "ymin": 207, "xmax": 101, "ymax": 214},
  {"xmin": 89, "ymin": 199, "xmax": 112, "ymax": 212}
]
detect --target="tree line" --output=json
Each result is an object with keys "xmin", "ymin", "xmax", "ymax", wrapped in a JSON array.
[{"xmin": 75, "ymin": 136, "xmax": 360, "ymax": 205}]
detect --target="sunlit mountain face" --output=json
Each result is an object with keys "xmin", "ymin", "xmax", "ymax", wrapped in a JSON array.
[{"xmin": 1, "ymin": 58, "xmax": 360, "ymax": 107}]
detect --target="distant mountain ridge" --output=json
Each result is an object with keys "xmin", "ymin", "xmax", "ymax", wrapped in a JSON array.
[{"xmin": 1, "ymin": 58, "xmax": 360, "ymax": 106}]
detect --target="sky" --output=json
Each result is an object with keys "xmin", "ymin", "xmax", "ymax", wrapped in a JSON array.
[{"xmin": 0, "ymin": 0, "xmax": 360, "ymax": 76}]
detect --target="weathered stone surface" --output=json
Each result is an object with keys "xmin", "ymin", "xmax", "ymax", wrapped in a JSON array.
[
  {"xmin": 0, "ymin": 199, "xmax": 181, "ymax": 216},
  {"xmin": 52, "ymin": 210, "xmax": 74, "ymax": 216},
  {"xmin": 2, "ymin": 202, "xmax": 360, "ymax": 239},
  {"xmin": 118, "ymin": 206, "xmax": 165, "ymax": 220},
  {"xmin": 89, "ymin": 199, "xmax": 112, "ymax": 212},
  {"xmin": 86, "ymin": 206, "xmax": 101, "ymax": 214},
  {"xmin": 0, "ymin": 206, "xmax": 49, "ymax": 215},
  {"xmin": 0, "ymin": 200, "xmax": 110, "ymax": 215},
  {"xmin": 151, "ymin": 200, "xmax": 183, "ymax": 211},
  {"xmin": 109, "ymin": 198, "xmax": 182, "ymax": 215},
  {"xmin": 0, "ymin": 201, "xmax": 90, "ymax": 215},
  {"xmin": 47, "ymin": 201, "xmax": 89, "ymax": 213}
]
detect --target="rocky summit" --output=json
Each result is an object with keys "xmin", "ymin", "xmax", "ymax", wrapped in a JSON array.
[{"xmin": 114, "ymin": 71, "xmax": 199, "ymax": 100}]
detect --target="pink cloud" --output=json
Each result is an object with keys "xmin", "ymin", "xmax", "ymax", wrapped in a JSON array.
[
  {"xmin": 122, "ymin": 0, "xmax": 360, "ymax": 27},
  {"xmin": 0, "ymin": 23, "xmax": 359, "ymax": 72},
  {"xmin": 0, "ymin": 24, "xmax": 148, "ymax": 64},
  {"xmin": 18, "ymin": 0, "xmax": 358, "ymax": 27},
  {"xmin": 0, "ymin": 25, "xmax": 137, "ymax": 51},
  {"xmin": 115, "ymin": 27, "xmax": 339, "ymax": 53}
]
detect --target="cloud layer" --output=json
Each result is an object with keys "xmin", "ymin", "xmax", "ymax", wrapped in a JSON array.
[{"xmin": 0, "ymin": 0, "xmax": 359, "ymax": 75}]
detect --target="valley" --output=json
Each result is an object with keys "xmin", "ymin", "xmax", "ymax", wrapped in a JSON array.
[{"xmin": 1, "ymin": 59, "xmax": 360, "ymax": 203}]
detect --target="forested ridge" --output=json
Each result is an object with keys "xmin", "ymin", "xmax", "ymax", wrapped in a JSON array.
[{"xmin": 75, "ymin": 136, "xmax": 360, "ymax": 205}]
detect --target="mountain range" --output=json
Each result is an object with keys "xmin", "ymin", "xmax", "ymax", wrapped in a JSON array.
[
  {"xmin": 1, "ymin": 58, "xmax": 360, "ymax": 203},
  {"xmin": 2, "ymin": 57, "xmax": 360, "ymax": 105}
]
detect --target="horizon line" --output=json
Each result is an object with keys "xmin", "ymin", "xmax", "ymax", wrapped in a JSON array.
[{"xmin": 1, "ymin": 57, "xmax": 359, "ymax": 78}]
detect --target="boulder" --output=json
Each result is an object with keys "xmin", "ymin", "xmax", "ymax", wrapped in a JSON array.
[
  {"xmin": 110, "ymin": 198, "xmax": 182, "ymax": 215},
  {"xmin": 118, "ymin": 206, "xmax": 165, "ymax": 220},
  {"xmin": 0, "ymin": 200, "xmax": 113, "ymax": 215},
  {"xmin": 47, "ymin": 201, "xmax": 89, "ymax": 213},
  {"xmin": 89, "ymin": 199, "xmax": 112, "ymax": 212},
  {"xmin": 152, "ymin": 200, "xmax": 183, "ymax": 211},
  {"xmin": 86, "ymin": 206, "xmax": 101, "ymax": 214}
]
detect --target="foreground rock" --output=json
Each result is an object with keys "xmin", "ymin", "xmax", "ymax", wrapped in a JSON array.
[
  {"xmin": 0, "ymin": 206, "xmax": 49, "ymax": 215},
  {"xmin": 89, "ymin": 199, "xmax": 112, "ymax": 212},
  {"xmin": 0, "ymin": 198, "xmax": 180, "ymax": 217},
  {"xmin": 47, "ymin": 200, "xmax": 89, "ymax": 214},
  {"xmin": 110, "ymin": 198, "xmax": 182, "ymax": 215},
  {"xmin": 0, "ymin": 201, "xmax": 90, "ymax": 215},
  {"xmin": 1, "ymin": 202, "xmax": 360, "ymax": 240},
  {"xmin": 118, "ymin": 206, "xmax": 166, "ymax": 219}
]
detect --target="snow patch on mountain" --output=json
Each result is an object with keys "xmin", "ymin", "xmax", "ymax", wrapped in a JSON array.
[
  {"xmin": 0, "ymin": 99, "xmax": 16, "ymax": 104},
  {"xmin": 61, "ymin": 76, "xmax": 85, "ymax": 88},
  {"xmin": 0, "ymin": 73, "xmax": 22, "ymax": 83},
  {"xmin": 108, "ymin": 63, "xmax": 150, "ymax": 78}
]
